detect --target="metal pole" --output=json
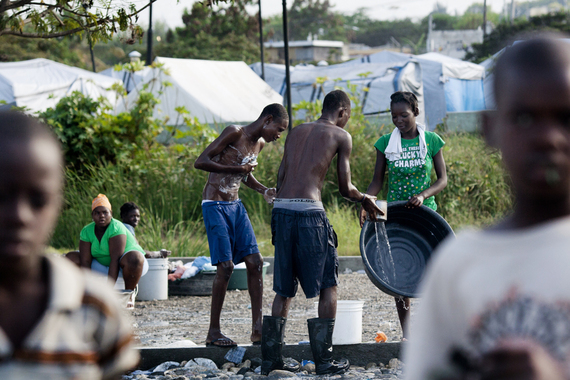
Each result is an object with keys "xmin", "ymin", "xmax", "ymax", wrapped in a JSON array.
[
  {"xmin": 258, "ymin": 0, "xmax": 265, "ymax": 80},
  {"xmin": 510, "ymin": 0, "xmax": 515, "ymax": 24},
  {"xmin": 483, "ymin": 0, "xmax": 487, "ymax": 37},
  {"xmin": 282, "ymin": 0, "xmax": 292, "ymax": 130},
  {"xmin": 88, "ymin": 37, "xmax": 96, "ymax": 72},
  {"xmin": 146, "ymin": 0, "xmax": 153, "ymax": 65}
]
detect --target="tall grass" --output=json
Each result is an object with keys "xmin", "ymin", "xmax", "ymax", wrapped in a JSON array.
[{"xmin": 52, "ymin": 130, "xmax": 512, "ymax": 257}]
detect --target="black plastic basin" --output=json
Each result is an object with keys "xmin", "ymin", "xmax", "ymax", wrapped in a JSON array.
[{"xmin": 359, "ymin": 201, "xmax": 454, "ymax": 298}]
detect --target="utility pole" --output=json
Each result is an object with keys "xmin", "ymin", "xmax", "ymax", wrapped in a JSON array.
[
  {"xmin": 146, "ymin": 0, "xmax": 153, "ymax": 65},
  {"xmin": 88, "ymin": 37, "xmax": 96, "ymax": 72},
  {"xmin": 282, "ymin": 0, "xmax": 292, "ymax": 130},
  {"xmin": 258, "ymin": 0, "xmax": 265, "ymax": 80},
  {"xmin": 427, "ymin": 13, "xmax": 433, "ymax": 53},
  {"xmin": 510, "ymin": 0, "xmax": 516, "ymax": 24},
  {"xmin": 483, "ymin": 0, "xmax": 487, "ymax": 37}
]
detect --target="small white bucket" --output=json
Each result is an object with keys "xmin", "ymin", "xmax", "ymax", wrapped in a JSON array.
[
  {"xmin": 114, "ymin": 276, "xmax": 126, "ymax": 290},
  {"xmin": 137, "ymin": 258, "xmax": 169, "ymax": 301},
  {"xmin": 315, "ymin": 300, "xmax": 364, "ymax": 345}
]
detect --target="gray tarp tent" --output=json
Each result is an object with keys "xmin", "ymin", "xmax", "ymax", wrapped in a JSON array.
[
  {"xmin": 339, "ymin": 51, "xmax": 486, "ymax": 130},
  {"xmin": 252, "ymin": 51, "xmax": 486, "ymax": 130}
]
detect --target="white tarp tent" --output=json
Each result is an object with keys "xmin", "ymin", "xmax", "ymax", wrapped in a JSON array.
[
  {"xmin": 0, "ymin": 58, "xmax": 120, "ymax": 113},
  {"xmin": 117, "ymin": 57, "xmax": 283, "ymax": 126},
  {"xmin": 481, "ymin": 52, "xmax": 500, "ymax": 110},
  {"xmin": 250, "ymin": 59, "xmax": 426, "ymax": 125},
  {"xmin": 250, "ymin": 62, "xmax": 292, "ymax": 96},
  {"xmin": 100, "ymin": 66, "xmax": 152, "ymax": 93}
]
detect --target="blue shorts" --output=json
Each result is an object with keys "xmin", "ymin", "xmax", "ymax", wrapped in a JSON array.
[
  {"xmin": 271, "ymin": 208, "xmax": 339, "ymax": 299},
  {"xmin": 202, "ymin": 200, "xmax": 259, "ymax": 265}
]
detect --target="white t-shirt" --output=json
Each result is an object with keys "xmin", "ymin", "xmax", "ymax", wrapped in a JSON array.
[{"xmin": 404, "ymin": 216, "xmax": 570, "ymax": 379}]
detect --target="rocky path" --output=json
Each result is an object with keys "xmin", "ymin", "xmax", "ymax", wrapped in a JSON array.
[
  {"xmin": 125, "ymin": 273, "xmax": 418, "ymax": 379},
  {"xmin": 132, "ymin": 272, "xmax": 419, "ymax": 347}
]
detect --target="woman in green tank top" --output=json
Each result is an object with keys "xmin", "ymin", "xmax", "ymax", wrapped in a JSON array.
[
  {"xmin": 360, "ymin": 92, "xmax": 448, "ymax": 340},
  {"xmin": 67, "ymin": 194, "xmax": 148, "ymax": 294}
]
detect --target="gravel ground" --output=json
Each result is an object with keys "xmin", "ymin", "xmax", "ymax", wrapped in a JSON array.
[{"xmin": 132, "ymin": 272, "xmax": 419, "ymax": 347}]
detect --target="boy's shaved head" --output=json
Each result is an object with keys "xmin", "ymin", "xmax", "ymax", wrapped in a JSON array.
[
  {"xmin": 485, "ymin": 34, "xmax": 570, "ymax": 209},
  {"xmin": 0, "ymin": 111, "xmax": 63, "ymax": 262},
  {"xmin": 0, "ymin": 111, "xmax": 61, "ymax": 149},
  {"xmin": 494, "ymin": 35, "xmax": 570, "ymax": 107}
]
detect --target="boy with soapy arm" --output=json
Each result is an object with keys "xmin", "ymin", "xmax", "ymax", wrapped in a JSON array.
[{"xmin": 194, "ymin": 104, "xmax": 289, "ymax": 347}]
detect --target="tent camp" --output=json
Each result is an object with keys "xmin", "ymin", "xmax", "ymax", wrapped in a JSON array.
[
  {"xmin": 339, "ymin": 51, "xmax": 486, "ymax": 129},
  {"xmin": 481, "ymin": 52, "xmax": 500, "ymax": 110},
  {"xmin": 251, "ymin": 59, "xmax": 426, "ymax": 125},
  {"xmin": 250, "ymin": 62, "xmax": 292, "ymax": 96},
  {"xmin": 100, "ymin": 66, "xmax": 152, "ymax": 93},
  {"xmin": 478, "ymin": 38, "xmax": 570, "ymax": 110},
  {"xmin": 116, "ymin": 57, "xmax": 283, "ymax": 127},
  {"xmin": 0, "ymin": 58, "xmax": 121, "ymax": 113},
  {"xmin": 252, "ymin": 51, "xmax": 486, "ymax": 130}
]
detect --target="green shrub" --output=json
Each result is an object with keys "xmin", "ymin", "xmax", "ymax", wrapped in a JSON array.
[{"xmin": 38, "ymin": 91, "xmax": 163, "ymax": 170}]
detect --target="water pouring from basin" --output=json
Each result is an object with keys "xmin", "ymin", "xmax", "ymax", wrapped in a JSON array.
[{"xmin": 360, "ymin": 201, "xmax": 454, "ymax": 298}]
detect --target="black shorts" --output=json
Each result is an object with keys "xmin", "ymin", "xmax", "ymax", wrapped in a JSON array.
[{"xmin": 271, "ymin": 208, "xmax": 339, "ymax": 299}]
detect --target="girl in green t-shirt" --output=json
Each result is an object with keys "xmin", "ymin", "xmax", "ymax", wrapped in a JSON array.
[{"xmin": 360, "ymin": 91, "xmax": 448, "ymax": 340}]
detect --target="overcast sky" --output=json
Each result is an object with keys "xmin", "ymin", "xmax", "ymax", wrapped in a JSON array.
[{"xmin": 134, "ymin": 0, "xmax": 512, "ymax": 30}]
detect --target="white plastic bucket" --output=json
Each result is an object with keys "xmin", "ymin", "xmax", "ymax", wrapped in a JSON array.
[
  {"xmin": 315, "ymin": 300, "xmax": 364, "ymax": 345},
  {"xmin": 114, "ymin": 276, "xmax": 125, "ymax": 290},
  {"xmin": 137, "ymin": 258, "xmax": 169, "ymax": 301}
]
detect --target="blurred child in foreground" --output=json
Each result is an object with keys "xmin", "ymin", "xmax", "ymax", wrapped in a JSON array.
[
  {"xmin": 404, "ymin": 35, "xmax": 570, "ymax": 380},
  {"xmin": 0, "ymin": 111, "xmax": 138, "ymax": 379}
]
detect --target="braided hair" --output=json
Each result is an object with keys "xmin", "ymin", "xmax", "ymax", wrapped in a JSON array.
[{"xmin": 390, "ymin": 91, "xmax": 419, "ymax": 116}]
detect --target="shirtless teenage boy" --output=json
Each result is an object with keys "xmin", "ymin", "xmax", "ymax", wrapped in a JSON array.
[
  {"xmin": 194, "ymin": 104, "xmax": 289, "ymax": 347},
  {"xmin": 261, "ymin": 90, "xmax": 381, "ymax": 375}
]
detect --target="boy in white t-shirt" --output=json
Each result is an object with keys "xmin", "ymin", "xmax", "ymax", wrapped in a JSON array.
[{"xmin": 404, "ymin": 35, "xmax": 570, "ymax": 380}]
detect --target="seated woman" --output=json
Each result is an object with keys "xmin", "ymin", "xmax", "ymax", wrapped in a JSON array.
[
  {"xmin": 120, "ymin": 201, "xmax": 140, "ymax": 238},
  {"xmin": 69, "ymin": 194, "xmax": 148, "ymax": 303}
]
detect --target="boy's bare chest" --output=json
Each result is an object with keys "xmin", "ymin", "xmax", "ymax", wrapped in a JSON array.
[{"xmin": 214, "ymin": 140, "xmax": 261, "ymax": 166}]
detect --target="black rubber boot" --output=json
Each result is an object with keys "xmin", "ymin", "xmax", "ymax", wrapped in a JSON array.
[
  {"xmin": 308, "ymin": 318, "xmax": 350, "ymax": 375},
  {"xmin": 261, "ymin": 316, "xmax": 299, "ymax": 375}
]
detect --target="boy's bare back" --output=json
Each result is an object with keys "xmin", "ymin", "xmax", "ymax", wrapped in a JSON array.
[{"xmin": 277, "ymin": 120, "xmax": 351, "ymax": 200}]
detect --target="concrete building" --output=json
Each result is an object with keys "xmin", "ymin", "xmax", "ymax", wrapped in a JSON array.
[
  {"xmin": 264, "ymin": 38, "xmax": 349, "ymax": 64},
  {"xmin": 348, "ymin": 42, "xmax": 411, "ymax": 60},
  {"xmin": 426, "ymin": 22, "xmax": 497, "ymax": 60}
]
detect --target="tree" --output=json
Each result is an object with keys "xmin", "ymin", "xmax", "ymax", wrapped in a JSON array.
[
  {"xmin": 263, "ymin": 0, "xmax": 348, "ymax": 42},
  {"xmin": 288, "ymin": 0, "xmax": 347, "ymax": 41},
  {"xmin": 0, "ymin": 0, "xmax": 230, "ymax": 41},
  {"xmin": 353, "ymin": 18, "xmax": 424, "ymax": 48},
  {"xmin": 466, "ymin": 12, "xmax": 570, "ymax": 62},
  {"xmin": 155, "ymin": 0, "xmax": 260, "ymax": 63}
]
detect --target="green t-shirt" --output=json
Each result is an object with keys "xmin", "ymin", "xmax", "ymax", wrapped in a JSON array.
[
  {"xmin": 79, "ymin": 218, "xmax": 144, "ymax": 266},
  {"xmin": 374, "ymin": 131, "xmax": 445, "ymax": 210}
]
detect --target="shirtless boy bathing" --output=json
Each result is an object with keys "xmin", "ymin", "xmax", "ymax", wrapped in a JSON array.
[
  {"xmin": 261, "ymin": 90, "xmax": 381, "ymax": 375},
  {"xmin": 194, "ymin": 104, "xmax": 289, "ymax": 347}
]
